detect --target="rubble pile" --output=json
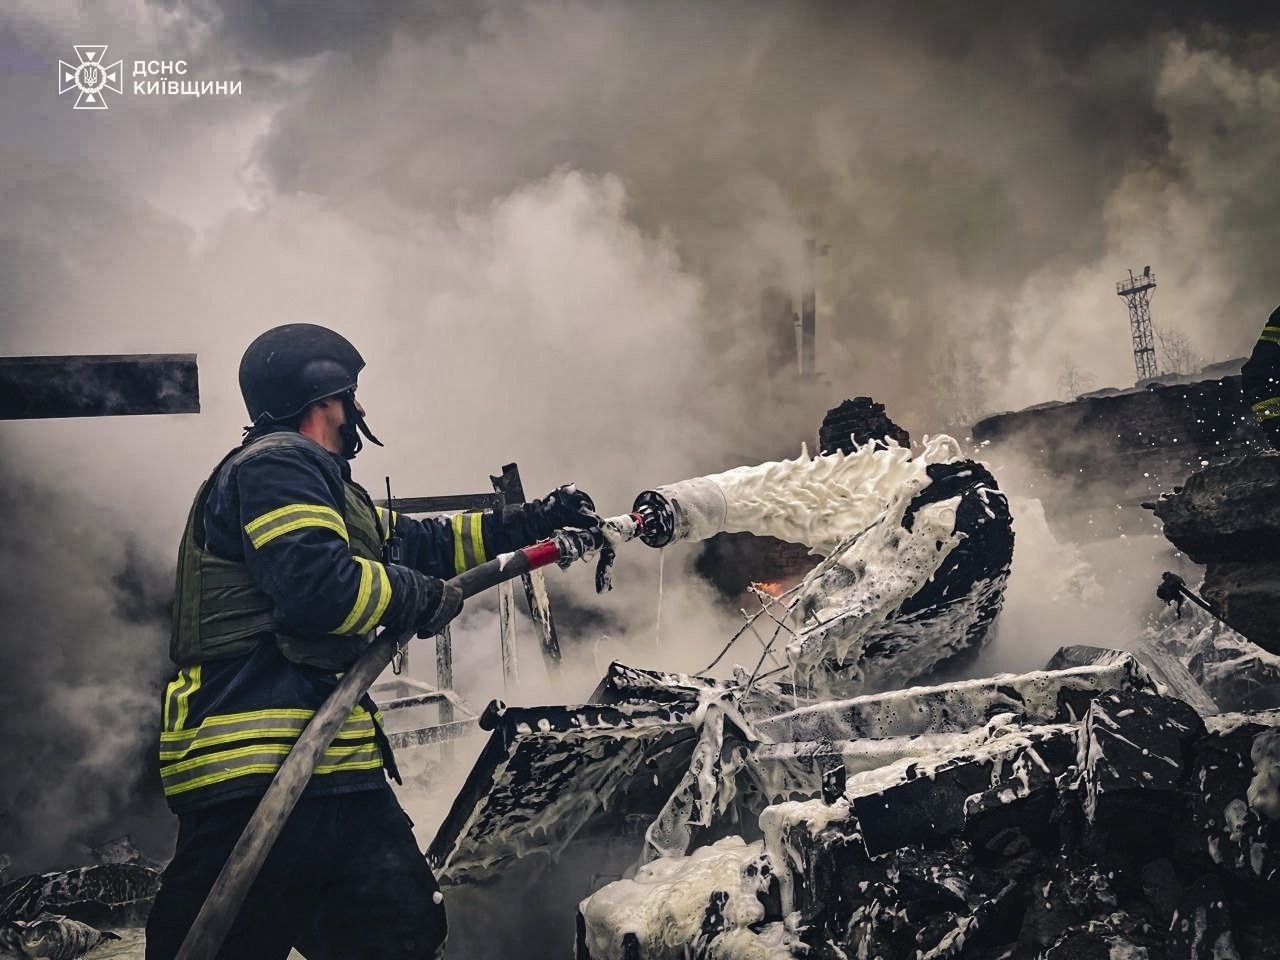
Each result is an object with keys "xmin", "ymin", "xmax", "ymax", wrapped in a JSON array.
[
  {"xmin": 573, "ymin": 659, "xmax": 1280, "ymax": 960},
  {"xmin": 434, "ymin": 648, "xmax": 1272, "ymax": 959},
  {"xmin": 1143, "ymin": 618, "xmax": 1280, "ymax": 713},
  {"xmin": 973, "ymin": 365, "xmax": 1261, "ymax": 540},
  {"xmin": 13, "ymin": 398, "xmax": 1280, "ymax": 960},
  {"xmin": 434, "ymin": 433, "xmax": 1026, "ymax": 957},
  {"xmin": 1153, "ymin": 455, "xmax": 1280, "ymax": 657},
  {"xmin": 0, "ymin": 858, "xmax": 158, "ymax": 958}
]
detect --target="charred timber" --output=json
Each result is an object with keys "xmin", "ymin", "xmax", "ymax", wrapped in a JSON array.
[{"xmin": 0, "ymin": 354, "xmax": 199, "ymax": 419}]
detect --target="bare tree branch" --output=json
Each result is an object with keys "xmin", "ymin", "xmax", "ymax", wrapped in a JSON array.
[{"xmin": 1056, "ymin": 357, "xmax": 1096, "ymax": 400}]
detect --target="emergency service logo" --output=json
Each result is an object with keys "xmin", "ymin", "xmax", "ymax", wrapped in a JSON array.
[{"xmin": 57, "ymin": 45, "xmax": 123, "ymax": 109}]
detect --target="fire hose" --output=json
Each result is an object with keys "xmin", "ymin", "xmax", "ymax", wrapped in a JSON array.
[
  {"xmin": 1156, "ymin": 570, "xmax": 1227, "ymax": 624},
  {"xmin": 174, "ymin": 462, "xmax": 835, "ymax": 959},
  {"xmin": 174, "ymin": 507, "xmax": 669, "ymax": 960}
]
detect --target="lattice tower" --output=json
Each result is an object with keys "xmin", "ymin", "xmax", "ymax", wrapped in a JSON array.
[{"xmin": 1116, "ymin": 267, "xmax": 1158, "ymax": 381}]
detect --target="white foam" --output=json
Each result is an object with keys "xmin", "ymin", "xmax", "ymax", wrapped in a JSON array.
[
  {"xmin": 578, "ymin": 836, "xmax": 773, "ymax": 960},
  {"xmin": 651, "ymin": 435, "xmax": 964, "ymax": 553}
]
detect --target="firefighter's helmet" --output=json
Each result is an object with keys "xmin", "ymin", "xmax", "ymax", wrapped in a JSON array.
[{"xmin": 238, "ymin": 323, "xmax": 365, "ymax": 425}]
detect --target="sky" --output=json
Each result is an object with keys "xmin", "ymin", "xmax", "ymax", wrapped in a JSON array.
[{"xmin": 3, "ymin": 0, "xmax": 1280, "ymax": 874}]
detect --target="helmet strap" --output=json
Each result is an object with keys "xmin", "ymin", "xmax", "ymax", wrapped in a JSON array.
[
  {"xmin": 339, "ymin": 391, "xmax": 383, "ymax": 460},
  {"xmin": 242, "ymin": 416, "xmax": 278, "ymax": 444}
]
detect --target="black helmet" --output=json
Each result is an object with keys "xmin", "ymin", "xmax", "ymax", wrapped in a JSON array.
[{"xmin": 239, "ymin": 323, "xmax": 365, "ymax": 425}]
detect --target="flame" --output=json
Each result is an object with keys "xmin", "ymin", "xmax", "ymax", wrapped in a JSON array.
[{"xmin": 750, "ymin": 580, "xmax": 784, "ymax": 597}]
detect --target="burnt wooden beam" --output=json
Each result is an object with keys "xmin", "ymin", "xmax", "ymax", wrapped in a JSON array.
[{"xmin": 0, "ymin": 354, "xmax": 200, "ymax": 420}]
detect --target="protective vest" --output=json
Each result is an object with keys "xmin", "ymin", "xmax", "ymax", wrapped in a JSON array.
[{"xmin": 170, "ymin": 432, "xmax": 387, "ymax": 671}]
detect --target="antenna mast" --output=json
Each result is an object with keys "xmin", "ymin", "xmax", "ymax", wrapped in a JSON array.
[{"xmin": 1116, "ymin": 266, "xmax": 1158, "ymax": 381}]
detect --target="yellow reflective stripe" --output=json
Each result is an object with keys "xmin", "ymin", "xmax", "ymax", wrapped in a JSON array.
[
  {"xmin": 159, "ymin": 712, "xmax": 373, "ymax": 744},
  {"xmin": 334, "ymin": 557, "xmax": 373, "ymax": 634},
  {"xmin": 450, "ymin": 512, "xmax": 486, "ymax": 572},
  {"xmin": 158, "ymin": 717, "xmax": 375, "ymax": 760},
  {"xmin": 451, "ymin": 514, "xmax": 467, "ymax": 574},
  {"xmin": 163, "ymin": 670, "xmax": 193, "ymax": 730},
  {"xmin": 334, "ymin": 558, "xmax": 390, "ymax": 634},
  {"xmin": 1259, "ymin": 328, "xmax": 1280, "ymax": 346},
  {"xmin": 353, "ymin": 562, "xmax": 391, "ymax": 634},
  {"xmin": 162, "ymin": 708, "xmax": 314, "ymax": 733},
  {"xmin": 164, "ymin": 757, "xmax": 386, "ymax": 797},
  {"xmin": 161, "ymin": 716, "xmax": 306, "ymax": 745},
  {"xmin": 160, "ymin": 705, "xmax": 372, "ymax": 740},
  {"xmin": 469, "ymin": 512, "xmax": 487, "ymax": 565},
  {"xmin": 376, "ymin": 507, "xmax": 398, "ymax": 540},
  {"xmin": 166, "ymin": 665, "xmax": 201, "ymax": 732},
  {"xmin": 161, "ymin": 740, "xmax": 378, "ymax": 778},
  {"xmin": 162, "ymin": 742, "xmax": 285, "ymax": 777},
  {"xmin": 1252, "ymin": 397, "xmax": 1280, "ymax": 422},
  {"xmin": 159, "ymin": 716, "xmax": 373, "ymax": 747},
  {"xmin": 161, "ymin": 741, "xmax": 382, "ymax": 796},
  {"xmin": 244, "ymin": 504, "xmax": 348, "ymax": 549}
]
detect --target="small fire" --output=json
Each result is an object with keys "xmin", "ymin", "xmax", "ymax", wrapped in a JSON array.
[{"xmin": 750, "ymin": 580, "xmax": 784, "ymax": 597}]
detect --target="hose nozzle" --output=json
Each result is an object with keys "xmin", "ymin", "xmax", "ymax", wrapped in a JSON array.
[{"xmin": 631, "ymin": 491, "xmax": 677, "ymax": 547}]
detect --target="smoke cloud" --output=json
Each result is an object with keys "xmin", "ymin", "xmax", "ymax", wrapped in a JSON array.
[{"xmin": 3, "ymin": 0, "xmax": 1280, "ymax": 872}]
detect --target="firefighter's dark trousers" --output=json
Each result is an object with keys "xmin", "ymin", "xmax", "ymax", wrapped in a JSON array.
[{"xmin": 145, "ymin": 786, "xmax": 447, "ymax": 960}]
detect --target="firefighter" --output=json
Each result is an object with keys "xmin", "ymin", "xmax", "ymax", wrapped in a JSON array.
[
  {"xmin": 1242, "ymin": 305, "xmax": 1280, "ymax": 450},
  {"xmin": 144, "ymin": 324, "xmax": 598, "ymax": 960}
]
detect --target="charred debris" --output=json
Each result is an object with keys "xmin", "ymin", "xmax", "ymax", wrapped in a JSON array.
[
  {"xmin": 8, "ymin": 390, "xmax": 1280, "ymax": 960},
  {"xmin": 428, "ymin": 391, "xmax": 1280, "ymax": 960}
]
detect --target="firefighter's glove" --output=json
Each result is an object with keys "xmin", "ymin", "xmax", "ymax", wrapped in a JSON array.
[
  {"xmin": 528, "ymin": 484, "xmax": 600, "ymax": 539},
  {"xmin": 414, "ymin": 576, "xmax": 464, "ymax": 639},
  {"xmin": 387, "ymin": 569, "xmax": 464, "ymax": 639}
]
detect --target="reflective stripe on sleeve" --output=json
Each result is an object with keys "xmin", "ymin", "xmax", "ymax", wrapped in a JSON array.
[
  {"xmin": 1253, "ymin": 397, "xmax": 1280, "ymax": 423},
  {"xmin": 162, "ymin": 665, "xmax": 202, "ymax": 732},
  {"xmin": 333, "ymin": 557, "xmax": 392, "ymax": 634},
  {"xmin": 450, "ymin": 512, "xmax": 487, "ymax": 572},
  {"xmin": 245, "ymin": 503, "xmax": 348, "ymax": 549},
  {"xmin": 469, "ymin": 512, "xmax": 487, "ymax": 565},
  {"xmin": 1259, "ymin": 328, "xmax": 1280, "ymax": 346},
  {"xmin": 376, "ymin": 507, "xmax": 398, "ymax": 540}
]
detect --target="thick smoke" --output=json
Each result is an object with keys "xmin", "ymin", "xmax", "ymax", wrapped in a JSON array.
[
  {"xmin": 3, "ymin": 0, "xmax": 1280, "ymax": 872},
  {"xmin": 0, "ymin": 437, "xmax": 173, "ymax": 876}
]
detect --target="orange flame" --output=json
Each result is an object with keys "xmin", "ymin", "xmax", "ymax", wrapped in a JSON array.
[{"xmin": 750, "ymin": 580, "xmax": 784, "ymax": 597}]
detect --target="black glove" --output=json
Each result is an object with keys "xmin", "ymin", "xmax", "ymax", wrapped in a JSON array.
[
  {"xmin": 527, "ymin": 484, "xmax": 600, "ymax": 538},
  {"xmin": 386, "ymin": 568, "xmax": 464, "ymax": 639},
  {"xmin": 487, "ymin": 485, "xmax": 602, "ymax": 552},
  {"xmin": 414, "ymin": 576, "xmax": 464, "ymax": 639}
]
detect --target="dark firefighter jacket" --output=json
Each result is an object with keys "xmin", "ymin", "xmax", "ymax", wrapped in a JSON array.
[{"xmin": 159, "ymin": 426, "xmax": 545, "ymax": 812}]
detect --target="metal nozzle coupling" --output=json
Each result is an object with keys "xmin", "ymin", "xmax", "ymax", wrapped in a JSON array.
[{"xmin": 631, "ymin": 490, "xmax": 676, "ymax": 547}]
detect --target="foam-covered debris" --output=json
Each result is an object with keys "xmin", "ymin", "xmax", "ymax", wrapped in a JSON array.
[{"xmin": 576, "ymin": 837, "xmax": 787, "ymax": 960}]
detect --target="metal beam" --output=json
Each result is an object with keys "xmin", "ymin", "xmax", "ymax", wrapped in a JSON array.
[
  {"xmin": 492, "ymin": 463, "xmax": 564, "ymax": 679},
  {"xmin": 386, "ymin": 718, "xmax": 480, "ymax": 750},
  {"xmin": 375, "ymin": 493, "xmax": 506, "ymax": 514},
  {"xmin": 0, "ymin": 354, "xmax": 199, "ymax": 419}
]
